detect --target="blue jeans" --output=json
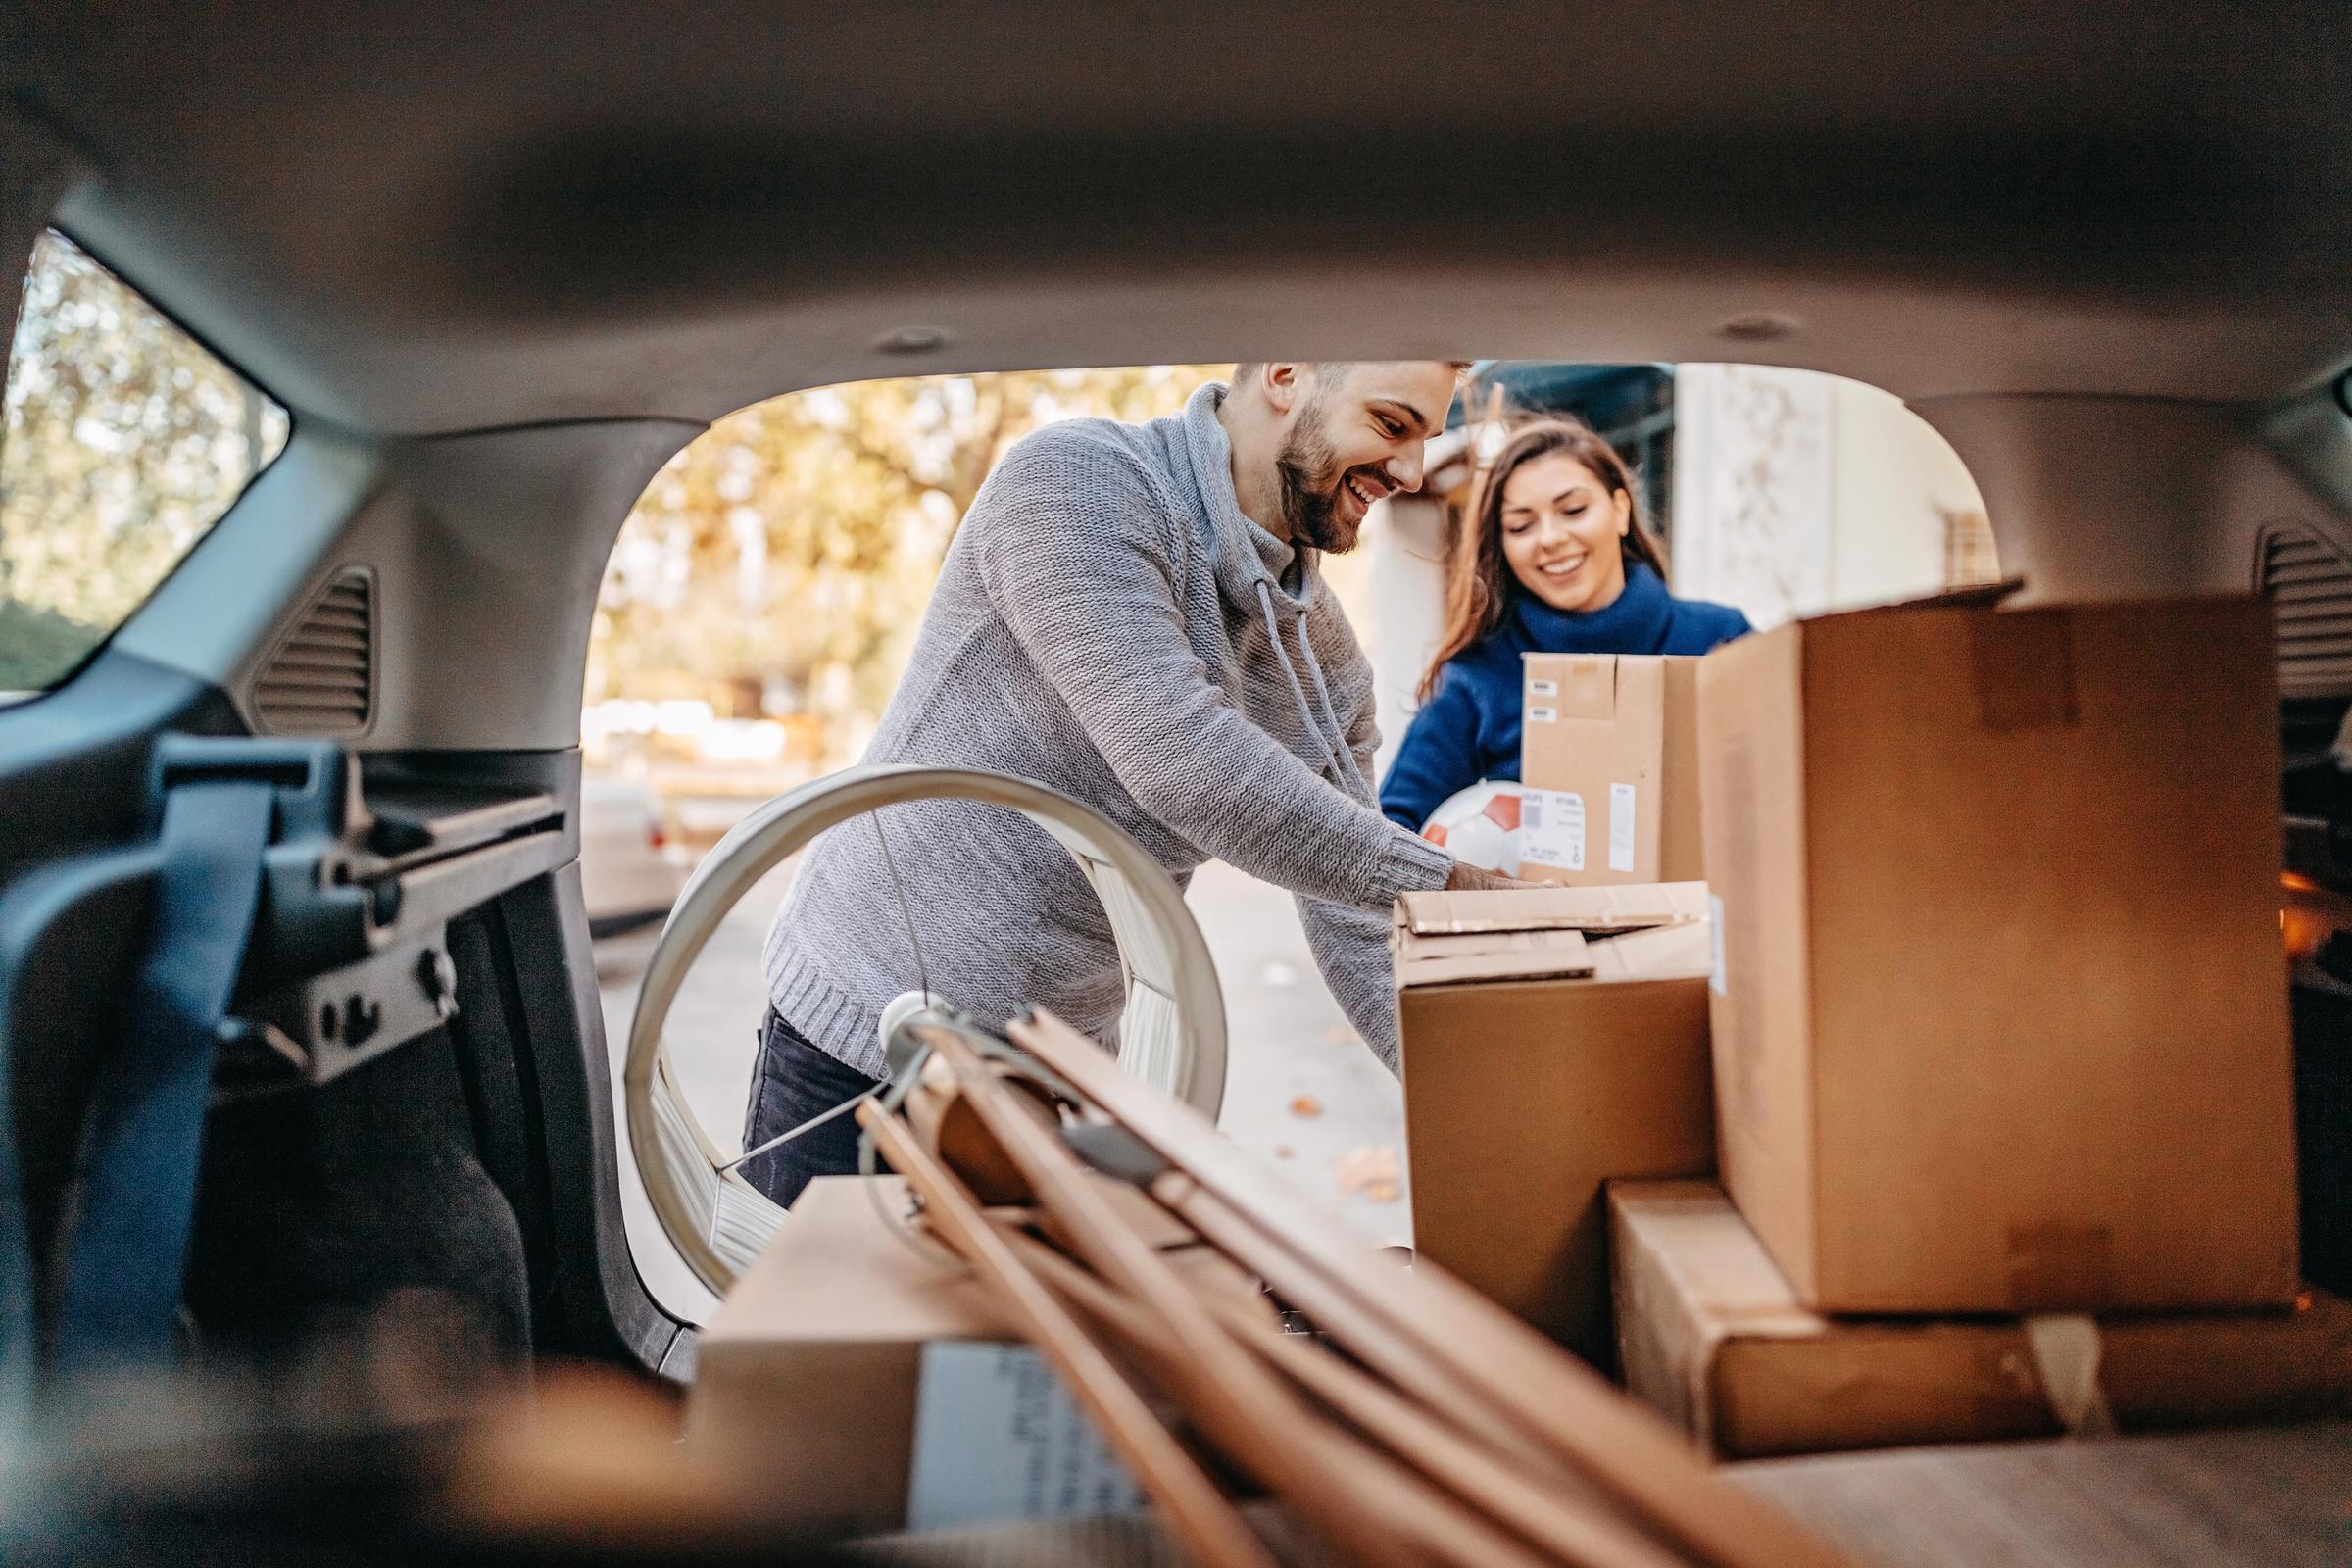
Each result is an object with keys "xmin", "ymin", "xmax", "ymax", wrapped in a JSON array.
[{"xmin": 739, "ymin": 1009, "xmax": 884, "ymax": 1209}]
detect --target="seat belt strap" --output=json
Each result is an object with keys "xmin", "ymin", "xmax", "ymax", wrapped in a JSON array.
[{"xmin": 52, "ymin": 777, "xmax": 273, "ymax": 1370}]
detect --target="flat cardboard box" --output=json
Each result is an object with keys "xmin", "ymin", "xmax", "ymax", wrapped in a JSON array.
[
  {"xmin": 1396, "ymin": 887, "xmax": 1716, "ymax": 1365},
  {"xmin": 1699, "ymin": 592, "xmax": 2300, "ymax": 1313},
  {"xmin": 686, "ymin": 1174, "xmax": 1257, "ymax": 1536},
  {"xmin": 1394, "ymin": 880, "xmax": 1710, "ymax": 985},
  {"xmin": 1519, "ymin": 653, "xmax": 1703, "ymax": 886},
  {"xmin": 1612, "ymin": 1181, "xmax": 2352, "ymax": 1459}
]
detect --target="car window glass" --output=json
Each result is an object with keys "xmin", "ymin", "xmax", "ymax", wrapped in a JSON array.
[{"xmin": 0, "ymin": 229, "xmax": 289, "ymax": 697}]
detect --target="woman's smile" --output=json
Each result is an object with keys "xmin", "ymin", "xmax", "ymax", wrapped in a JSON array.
[{"xmin": 1500, "ymin": 450, "xmax": 1630, "ymax": 613}]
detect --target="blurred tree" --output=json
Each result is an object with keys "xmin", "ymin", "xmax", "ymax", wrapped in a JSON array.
[
  {"xmin": 588, "ymin": 365, "xmax": 1223, "ymax": 762},
  {"xmin": 0, "ymin": 232, "xmax": 287, "ymax": 690}
]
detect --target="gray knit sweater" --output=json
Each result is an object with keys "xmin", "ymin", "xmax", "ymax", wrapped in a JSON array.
[{"xmin": 761, "ymin": 382, "xmax": 1453, "ymax": 1078}]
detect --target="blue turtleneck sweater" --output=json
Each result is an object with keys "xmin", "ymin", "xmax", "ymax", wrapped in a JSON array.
[{"xmin": 1379, "ymin": 563, "xmax": 1751, "ymax": 829}]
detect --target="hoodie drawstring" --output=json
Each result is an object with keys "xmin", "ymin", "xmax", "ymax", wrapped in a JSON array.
[
  {"xmin": 1254, "ymin": 578, "xmax": 1369, "ymax": 803},
  {"xmin": 1294, "ymin": 606, "xmax": 1373, "ymax": 801}
]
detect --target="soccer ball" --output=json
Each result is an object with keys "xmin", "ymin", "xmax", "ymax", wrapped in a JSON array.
[{"xmin": 1419, "ymin": 781, "xmax": 1527, "ymax": 877}]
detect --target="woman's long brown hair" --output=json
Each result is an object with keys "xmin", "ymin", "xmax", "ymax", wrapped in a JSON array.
[{"xmin": 1417, "ymin": 416, "xmax": 1672, "ymax": 701}]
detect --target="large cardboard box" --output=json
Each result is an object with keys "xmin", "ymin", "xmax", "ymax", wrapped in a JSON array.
[
  {"xmin": 1519, "ymin": 653, "xmax": 1704, "ymax": 886},
  {"xmin": 1698, "ymin": 593, "xmax": 2300, "ymax": 1313},
  {"xmin": 1611, "ymin": 1180, "xmax": 2352, "ymax": 1459},
  {"xmin": 687, "ymin": 1175, "xmax": 1256, "ymax": 1536},
  {"xmin": 1396, "ymin": 883, "xmax": 1716, "ymax": 1365}
]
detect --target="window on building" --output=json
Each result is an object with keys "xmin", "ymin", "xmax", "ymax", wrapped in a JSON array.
[{"xmin": 1942, "ymin": 507, "xmax": 2002, "ymax": 588}]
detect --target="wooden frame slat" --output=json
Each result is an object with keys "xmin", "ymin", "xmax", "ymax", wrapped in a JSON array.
[
  {"xmin": 854, "ymin": 1102, "xmax": 1279, "ymax": 1568},
  {"xmin": 996, "ymin": 1223, "xmax": 1575, "ymax": 1568},
  {"xmin": 1004, "ymin": 1009, "xmax": 1857, "ymax": 1568},
  {"xmin": 922, "ymin": 1023, "xmax": 1434, "ymax": 1568}
]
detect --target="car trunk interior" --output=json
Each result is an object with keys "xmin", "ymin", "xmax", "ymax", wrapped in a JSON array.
[{"xmin": 0, "ymin": 11, "xmax": 2346, "ymax": 1554}]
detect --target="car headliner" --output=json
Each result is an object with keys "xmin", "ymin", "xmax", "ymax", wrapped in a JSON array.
[{"xmin": 10, "ymin": 4, "xmax": 2350, "ymax": 435}]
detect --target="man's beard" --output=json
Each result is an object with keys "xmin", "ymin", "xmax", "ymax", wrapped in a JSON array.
[{"xmin": 1274, "ymin": 400, "xmax": 1359, "ymax": 554}]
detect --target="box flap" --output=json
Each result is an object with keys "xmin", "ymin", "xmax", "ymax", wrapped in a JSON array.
[
  {"xmin": 1395, "ymin": 902, "xmax": 1714, "ymax": 991},
  {"xmin": 1396, "ymin": 927, "xmax": 1595, "ymax": 989},
  {"xmin": 1809, "ymin": 577, "xmax": 2026, "ymax": 621},
  {"xmin": 1610, "ymin": 1180, "xmax": 1827, "ymax": 1347},
  {"xmin": 709, "ymin": 1175, "xmax": 1004, "ymax": 1347},
  {"xmin": 1399, "ymin": 881, "xmax": 1709, "ymax": 937},
  {"xmin": 710, "ymin": 1175, "xmax": 1250, "ymax": 1348},
  {"xmin": 1593, "ymin": 920, "xmax": 1716, "ymax": 982},
  {"xmin": 1522, "ymin": 651, "xmax": 1621, "ymax": 720}
]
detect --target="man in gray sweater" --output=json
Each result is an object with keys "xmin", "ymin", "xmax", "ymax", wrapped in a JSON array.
[{"xmin": 748, "ymin": 363, "xmax": 1523, "ymax": 1205}]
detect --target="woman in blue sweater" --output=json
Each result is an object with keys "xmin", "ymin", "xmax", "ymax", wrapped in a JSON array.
[{"xmin": 1381, "ymin": 416, "xmax": 1751, "ymax": 830}]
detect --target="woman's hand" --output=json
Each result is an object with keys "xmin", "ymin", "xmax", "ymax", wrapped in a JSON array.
[{"xmin": 1443, "ymin": 859, "xmax": 1546, "ymax": 894}]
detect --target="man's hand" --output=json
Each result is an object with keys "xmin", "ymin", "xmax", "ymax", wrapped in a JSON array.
[{"xmin": 1443, "ymin": 859, "xmax": 1546, "ymax": 894}]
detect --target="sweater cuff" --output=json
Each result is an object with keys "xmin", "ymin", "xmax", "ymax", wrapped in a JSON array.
[{"xmin": 1364, "ymin": 821, "xmax": 1453, "ymax": 909}]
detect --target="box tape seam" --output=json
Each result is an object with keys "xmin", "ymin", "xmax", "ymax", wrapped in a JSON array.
[
  {"xmin": 1968, "ymin": 612, "xmax": 2079, "ymax": 731},
  {"xmin": 2022, "ymin": 1313, "xmax": 2116, "ymax": 1437}
]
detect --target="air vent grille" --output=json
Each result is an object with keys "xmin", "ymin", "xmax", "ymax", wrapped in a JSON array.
[
  {"xmin": 2258, "ymin": 527, "xmax": 2352, "ymax": 702},
  {"xmin": 254, "ymin": 568, "xmax": 374, "ymax": 735}
]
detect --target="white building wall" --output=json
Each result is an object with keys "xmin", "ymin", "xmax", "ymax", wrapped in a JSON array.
[
  {"xmin": 1671, "ymin": 363, "xmax": 1986, "ymax": 627},
  {"xmin": 1363, "ymin": 493, "xmax": 1449, "ymax": 782},
  {"xmin": 1669, "ymin": 363, "xmax": 1834, "ymax": 628},
  {"xmin": 1826, "ymin": 373, "xmax": 1984, "ymax": 609}
]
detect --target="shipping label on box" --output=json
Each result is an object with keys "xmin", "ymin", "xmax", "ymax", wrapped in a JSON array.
[
  {"xmin": 1519, "ymin": 788, "xmax": 1587, "ymax": 872},
  {"xmin": 906, "ymin": 1343, "xmax": 1144, "ymax": 1530},
  {"xmin": 1608, "ymin": 783, "xmax": 1639, "ymax": 872}
]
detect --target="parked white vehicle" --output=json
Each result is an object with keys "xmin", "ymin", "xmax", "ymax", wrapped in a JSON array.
[{"xmin": 579, "ymin": 774, "xmax": 688, "ymax": 938}]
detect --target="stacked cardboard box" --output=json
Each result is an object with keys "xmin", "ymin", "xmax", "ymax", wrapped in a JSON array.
[
  {"xmin": 1696, "ymin": 590, "xmax": 2298, "ymax": 1312},
  {"xmin": 1516, "ymin": 653, "xmax": 1704, "ymax": 886},
  {"xmin": 1395, "ymin": 881, "xmax": 1716, "ymax": 1366},
  {"xmin": 1600, "ymin": 588, "xmax": 2320, "ymax": 1455},
  {"xmin": 1611, "ymin": 1180, "xmax": 2351, "ymax": 1458}
]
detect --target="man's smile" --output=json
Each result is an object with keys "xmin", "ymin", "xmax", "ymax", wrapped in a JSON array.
[{"xmin": 1339, "ymin": 468, "xmax": 1391, "ymax": 521}]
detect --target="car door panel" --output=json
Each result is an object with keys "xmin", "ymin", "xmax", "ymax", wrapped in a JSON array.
[{"xmin": 0, "ymin": 650, "xmax": 686, "ymax": 1382}]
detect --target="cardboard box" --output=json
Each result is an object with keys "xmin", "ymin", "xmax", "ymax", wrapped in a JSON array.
[
  {"xmin": 1698, "ymin": 592, "xmax": 2300, "ymax": 1313},
  {"xmin": 1396, "ymin": 883, "xmax": 1716, "ymax": 1365},
  {"xmin": 1612, "ymin": 1180, "xmax": 2352, "ymax": 1459},
  {"xmin": 686, "ymin": 1175, "xmax": 1257, "ymax": 1536},
  {"xmin": 1518, "ymin": 653, "xmax": 1703, "ymax": 886}
]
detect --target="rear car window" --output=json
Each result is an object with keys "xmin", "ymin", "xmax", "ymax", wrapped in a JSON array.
[{"xmin": 0, "ymin": 230, "xmax": 288, "ymax": 696}]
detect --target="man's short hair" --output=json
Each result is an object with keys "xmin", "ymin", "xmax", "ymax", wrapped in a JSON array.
[{"xmin": 1231, "ymin": 360, "xmax": 1474, "ymax": 385}]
